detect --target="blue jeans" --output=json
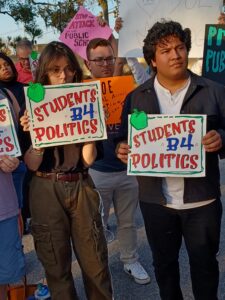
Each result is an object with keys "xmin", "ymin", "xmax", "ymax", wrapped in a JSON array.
[
  {"xmin": 0, "ymin": 216, "xmax": 25, "ymax": 284},
  {"xmin": 140, "ymin": 200, "xmax": 222, "ymax": 300}
]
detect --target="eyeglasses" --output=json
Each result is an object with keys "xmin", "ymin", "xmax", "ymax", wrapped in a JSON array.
[
  {"xmin": 88, "ymin": 57, "xmax": 115, "ymax": 66},
  {"xmin": 47, "ymin": 66, "xmax": 76, "ymax": 77},
  {"xmin": 19, "ymin": 57, "xmax": 30, "ymax": 62}
]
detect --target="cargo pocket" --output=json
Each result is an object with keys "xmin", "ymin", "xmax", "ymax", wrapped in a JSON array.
[
  {"xmin": 92, "ymin": 215, "xmax": 108, "ymax": 264},
  {"xmin": 31, "ymin": 223, "xmax": 56, "ymax": 266}
]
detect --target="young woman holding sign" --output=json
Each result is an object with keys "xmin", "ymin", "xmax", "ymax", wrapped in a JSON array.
[
  {"xmin": 0, "ymin": 90, "xmax": 25, "ymax": 300},
  {"xmin": 20, "ymin": 41, "xmax": 112, "ymax": 300}
]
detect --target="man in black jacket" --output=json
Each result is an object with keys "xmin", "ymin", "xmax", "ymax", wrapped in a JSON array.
[{"xmin": 116, "ymin": 20, "xmax": 225, "ymax": 300}]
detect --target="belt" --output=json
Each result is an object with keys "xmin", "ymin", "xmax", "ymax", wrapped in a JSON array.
[{"xmin": 35, "ymin": 171, "xmax": 88, "ymax": 182}]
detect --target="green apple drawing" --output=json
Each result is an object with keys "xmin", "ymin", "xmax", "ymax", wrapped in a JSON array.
[
  {"xmin": 130, "ymin": 109, "xmax": 148, "ymax": 130},
  {"xmin": 30, "ymin": 50, "xmax": 38, "ymax": 60},
  {"xmin": 27, "ymin": 83, "xmax": 45, "ymax": 103}
]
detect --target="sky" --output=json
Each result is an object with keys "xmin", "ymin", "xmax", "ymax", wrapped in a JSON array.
[
  {"xmin": 0, "ymin": 14, "xmax": 56, "ymax": 44},
  {"xmin": 0, "ymin": 1, "xmax": 116, "ymax": 45}
]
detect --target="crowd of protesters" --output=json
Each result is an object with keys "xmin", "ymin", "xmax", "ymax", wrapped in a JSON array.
[{"xmin": 1, "ymin": 10, "xmax": 225, "ymax": 300}]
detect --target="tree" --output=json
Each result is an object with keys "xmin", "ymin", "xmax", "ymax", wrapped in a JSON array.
[
  {"xmin": 36, "ymin": 0, "xmax": 79, "ymax": 33},
  {"xmin": 0, "ymin": 35, "xmax": 23, "ymax": 54},
  {"xmin": 0, "ymin": 1, "xmax": 43, "ymax": 43},
  {"xmin": 24, "ymin": 21, "xmax": 43, "ymax": 43},
  {"xmin": 0, "ymin": 38, "xmax": 9, "ymax": 54},
  {"xmin": 10, "ymin": 36, "xmax": 24, "ymax": 51},
  {"xmin": 30, "ymin": 0, "xmax": 116, "ymax": 32},
  {"xmin": 0, "ymin": 1, "xmax": 119, "ymax": 39},
  {"xmin": 98, "ymin": 0, "xmax": 109, "ymax": 23}
]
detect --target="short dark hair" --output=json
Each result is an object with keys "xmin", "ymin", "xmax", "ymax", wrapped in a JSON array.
[
  {"xmin": 0, "ymin": 52, "xmax": 18, "ymax": 82},
  {"xmin": 143, "ymin": 20, "xmax": 191, "ymax": 70},
  {"xmin": 86, "ymin": 38, "xmax": 114, "ymax": 60},
  {"xmin": 35, "ymin": 41, "xmax": 83, "ymax": 84}
]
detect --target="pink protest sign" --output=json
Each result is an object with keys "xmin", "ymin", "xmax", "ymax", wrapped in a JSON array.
[{"xmin": 59, "ymin": 6, "xmax": 112, "ymax": 60}]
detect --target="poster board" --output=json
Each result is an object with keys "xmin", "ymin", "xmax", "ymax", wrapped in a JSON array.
[
  {"xmin": 59, "ymin": 6, "xmax": 112, "ymax": 59},
  {"xmin": 24, "ymin": 81, "xmax": 107, "ymax": 148},
  {"xmin": 202, "ymin": 24, "xmax": 225, "ymax": 84},
  {"xmin": 0, "ymin": 98, "xmax": 21, "ymax": 157},
  {"xmin": 29, "ymin": 51, "xmax": 40, "ymax": 81},
  {"xmin": 86, "ymin": 76, "xmax": 134, "ymax": 125},
  {"xmin": 127, "ymin": 114, "xmax": 206, "ymax": 177},
  {"xmin": 119, "ymin": 0, "xmax": 222, "ymax": 58}
]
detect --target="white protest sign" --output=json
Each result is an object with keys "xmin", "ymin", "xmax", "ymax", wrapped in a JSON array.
[
  {"xmin": 119, "ymin": 0, "xmax": 222, "ymax": 58},
  {"xmin": 128, "ymin": 114, "xmax": 206, "ymax": 177},
  {"xmin": 25, "ymin": 81, "xmax": 107, "ymax": 148},
  {"xmin": 29, "ymin": 51, "xmax": 40, "ymax": 81},
  {"xmin": 0, "ymin": 98, "xmax": 21, "ymax": 157}
]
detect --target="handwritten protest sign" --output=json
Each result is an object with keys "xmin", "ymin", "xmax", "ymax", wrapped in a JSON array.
[
  {"xmin": 119, "ymin": 0, "xmax": 221, "ymax": 58},
  {"xmin": 29, "ymin": 51, "xmax": 39, "ymax": 81},
  {"xmin": 127, "ymin": 114, "xmax": 206, "ymax": 177},
  {"xmin": 86, "ymin": 76, "xmax": 134, "ymax": 125},
  {"xmin": 59, "ymin": 6, "xmax": 112, "ymax": 60},
  {"xmin": 202, "ymin": 24, "xmax": 225, "ymax": 84},
  {"xmin": 25, "ymin": 81, "xmax": 107, "ymax": 148},
  {"xmin": 0, "ymin": 98, "xmax": 21, "ymax": 157}
]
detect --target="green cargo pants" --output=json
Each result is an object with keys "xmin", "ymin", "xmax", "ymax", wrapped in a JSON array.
[{"xmin": 29, "ymin": 174, "xmax": 113, "ymax": 300}]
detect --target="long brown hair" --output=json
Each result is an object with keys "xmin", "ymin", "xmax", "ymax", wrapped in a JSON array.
[{"xmin": 35, "ymin": 41, "xmax": 83, "ymax": 84}]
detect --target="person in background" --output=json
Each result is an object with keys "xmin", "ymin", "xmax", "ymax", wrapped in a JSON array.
[
  {"xmin": 20, "ymin": 41, "xmax": 113, "ymax": 300},
  {"xmin": 0, "ymin": 52, "xmax": 32, "ymax": 234},
  {"xmin": 0, "ymin": 52, "xmax": 32, "ymax": 235},
  {"xmin": 0, "ymin": 52, "xmax": 26, "ymax": 108},
  {"xmin": 0, "ymin": 90, "xmax": 25, "ymax": 300},
  {"xmin": 0, "ymin": 156, "xmax": 25, "ymax": 300},
  {"xmin": 86, "ymin": 38, "xmax": 150, "ymax": 285},
  {"xmin": 116, "ymin": 20, "xmax": 225, "ymax": 300},
  {"xmin": 217, "ymin": 11, "xmax": 225, "ymax": 24},
  {"xmin": 0, "ymin": 53, "xmax": 27, "ymax": 233},
  {"xmin": 113, "ymin": 17, "xmax": 151, "ymax": 84},
  {"xmin": 95, "ymin": 16, "xmax": 125, "ymax": 77},
  {"xmin": 15, "ymin": 39, "xmax": 33, "ymax": 84}
]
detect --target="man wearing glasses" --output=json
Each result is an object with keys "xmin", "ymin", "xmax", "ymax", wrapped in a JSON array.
[
  {"xmin": 15, "ymin": 39, "xmax": 33, "ymax": 84},
  {"xmin": 86, "ymin": 38, "xmax": 150, "ymax": 285}
]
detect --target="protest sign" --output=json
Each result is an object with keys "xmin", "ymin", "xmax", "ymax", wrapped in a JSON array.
[
  {"xmin": 119, "ymin": 0, "xmax": 221, "ymax": 58},
  {"xmin": 127, "ymin": 114, "xmax": 206, "ymax": 177},
  {"xmin": 202, "ymin": 24, "xmax": 225, "ymax": 84},
  {"xmin": 59, "ymin": 6, "xmax": 112, "ymax": 60},
  {"xmin": 29, "ymin": 51, "xmax": 40, "ymax": 81},
  {"xmin": 86, "ymin": 75, "xmax": 134, "ymax": 125},
  {"xmin": 0, "ymin": 98, "xmax": 21, "ymax": 157},
  {"xmin": 24, "ymin": 81, "xmax": 107, "ymax": 148}
]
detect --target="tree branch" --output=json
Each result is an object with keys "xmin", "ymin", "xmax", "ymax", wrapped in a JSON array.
[
  {"xmin": 0, "ymin": 10, "xmax": 13, "ymax": 17},
  {"xmin": 29, "ymin": 0, "xmax": 58, "ymax": 7}
]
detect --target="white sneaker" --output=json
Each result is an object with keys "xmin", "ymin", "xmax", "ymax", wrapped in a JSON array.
[{"xmin": 124, "ymin": 261, "xmax": 151, "ymax": 285}]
